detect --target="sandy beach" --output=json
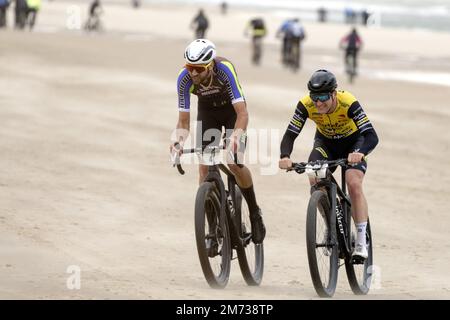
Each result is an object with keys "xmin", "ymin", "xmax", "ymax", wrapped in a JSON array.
[{"xmin": 1, "ymin": 0, "xmax": 450, "ymax": 299}]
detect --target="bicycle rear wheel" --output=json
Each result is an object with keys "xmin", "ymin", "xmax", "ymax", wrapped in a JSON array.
[
  {"xmin": 345, "ymin": 219, "xmax": 373, "ymax": 295},
  {"xmin": 348, "ymin": 55, "xmax": 356, "ymax": 83},
  {"xmin": 306, "ymin": 190, "xmax": 339, "ymax": 297},
  {"xmin": 195, "ymin": 182, "xmax": 231, "ymax": 288},
  {"xmin": 234, "ymin": 186, "xmax": 264, "ymax": 286}
]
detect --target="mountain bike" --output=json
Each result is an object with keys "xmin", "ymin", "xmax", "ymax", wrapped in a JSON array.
[
  {"xmin": 84, "ymin": 16, "xmax": 103, "ymax": 32},
  {"xmin": 345, "ymin": 51, "xmax": 357, "ymax": 83},
  {"xmin": 288, "ymin": 159, "xmax": 373, "ymax": 297},
  {"xmin": 289, "ymin": 43, "xmax": 300, "ymax": 72},
  {"xmin": 174, "ymin": 144, "xmax": 264, "ymax": 288},
  {"xmin": 84, "ymin": 8, "xmax": 104, "ymax": 33},
  {"xmin": 252, "ymin": 36, "xmax": 263, "ymax": 65}
]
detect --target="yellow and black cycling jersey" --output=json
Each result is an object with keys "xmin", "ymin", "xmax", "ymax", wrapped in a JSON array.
[
  {"xmin": 280, "ymin": 90, "xmax": 378, "ymax": 158},
  {"xmin": 247, "ymin": 18, "xmax": 266, "ymax": 37}
]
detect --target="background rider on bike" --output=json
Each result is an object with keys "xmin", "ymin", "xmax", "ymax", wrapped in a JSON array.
[
  {"xmin": 85, "ymin": 0, "xmax": 103, "ymax": 31},
  {"xmin": 276, "ymin": 18, "xmax": 306, "ymax": 70},
  {"xmin": 190, "ymin": 9, "xmax": 209, "ymax": 39},
  {"xmin": 278, "ymin": 69, "xmax": 378, "ymax": 260},
  {"xmin": 170, "ymin": 39, "xmax": 266, "ymax": 244},
  {"xmin": 244, "ymin": 17, "xmax": 267, "ymax": 65},
  {"xmin": 339, "ymin": 28, "xmax": 363, "ymax": 76}
]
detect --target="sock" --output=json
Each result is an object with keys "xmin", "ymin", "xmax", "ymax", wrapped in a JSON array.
[
  {"xmin": 240, "ymin": 185, "xmax": 259, "ymax": 214},
  {"xmin": 356, "ymin": 221, "xmax": 367, "ymax": 247}
]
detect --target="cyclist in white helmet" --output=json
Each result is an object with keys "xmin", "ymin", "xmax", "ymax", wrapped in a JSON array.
[{"xmin": 170, "ymin": 39, "xmax": 266, "ymax": 244}]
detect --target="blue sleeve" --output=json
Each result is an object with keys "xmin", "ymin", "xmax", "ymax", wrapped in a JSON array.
[
  {"xmin": 216, "ymin": 61, "xmax": 245, "ymax": 104},
  {"xmin": 177, "ymin": 69, "xmax": 193, "ymax": 112}
]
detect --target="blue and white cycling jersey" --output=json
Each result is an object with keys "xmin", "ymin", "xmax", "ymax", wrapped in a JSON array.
[{"xmin": 177, "ymin": 57, "xmax": 245, "ymax": 112}]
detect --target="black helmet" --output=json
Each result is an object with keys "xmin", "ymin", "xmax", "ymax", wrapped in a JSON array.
[{"xmin": 307, "ymin": 69, "xmax": 337, "ymax": 93}]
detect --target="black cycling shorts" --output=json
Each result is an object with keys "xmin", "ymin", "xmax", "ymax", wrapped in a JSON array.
[
  {"xmin": 308, "ymin": 136, "xmax": 367, "ymax": 174},
  {"xmin": 196, "ymin": 103, "xmax": 238, "ymax": 149}
]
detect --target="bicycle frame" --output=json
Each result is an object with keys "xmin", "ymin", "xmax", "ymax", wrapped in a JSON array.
[
  {"xmin": 174, "ymin": 144, "xmax": 264, "ymax": 287},
  {"xmin": 297, "ymin": 160, "xmax": 354, "ymax": 259},
  {"xmin": 324, "ymin": 167, "xmax": 353, "ymax": 259},
  {"xmin": 175, "ymin": 146, "xmax": 248, "ymax": 248},
  {"xmin": 205, "ymin": 164, "xmax": 250, "ymax": 249},
  {"xmin": 291, "ymin": 159, "xmax": 373, "ymax": 295}
]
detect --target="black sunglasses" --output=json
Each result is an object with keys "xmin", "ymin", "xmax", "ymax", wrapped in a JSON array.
[{"xmin": 310, "ymin": 92, "xmax": 332, "ymax": 102}]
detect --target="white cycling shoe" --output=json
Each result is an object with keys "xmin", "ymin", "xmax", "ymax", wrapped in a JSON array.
[{"xmin": 352, "ymin": 243, "xmax": 368, "ymax": 260}]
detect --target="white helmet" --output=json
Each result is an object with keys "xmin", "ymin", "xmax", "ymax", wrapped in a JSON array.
[{"xmin": 184, "ymin": 39, "xmax": 216, "ymax": 65}]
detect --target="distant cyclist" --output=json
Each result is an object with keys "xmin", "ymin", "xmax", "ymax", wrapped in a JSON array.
[
  {"xmin": 85, "ymin": 0, "xmax": 103, "ymax": 32},
  {"xmin": 170, "ymin": 39, "xmax": 266, "ymax": 244},
  {"xmin": 276, "ymin": 18, "xmax": 305, "ymax": 71},
  {"xmin": 0, "ymin": 0, "xmax": 9, "ymax": 28},
  {"xmin": 279, "ymin": 70, "xmax": 379, "ymax": 260},
  {"xmin": 244, "ymin": 17, "xmax": 267, "ymax": 65},
  {"xmin": 339, "ymin": 28, "xmax": 362, "ymax": 76},
  {"xmin": 190, "ymin": 9, "xmax": 209, "ymax": 39},
  {"xmin": 131, "ymin": 0, "xmax": 140, "ymax": 8},
  {"xmin": 14, "ymin": 0, "xmax": 27, "ymax": 29},
  {"xmin": 25, "ymin": 0, "xmax": 41, "ymax": 30}
]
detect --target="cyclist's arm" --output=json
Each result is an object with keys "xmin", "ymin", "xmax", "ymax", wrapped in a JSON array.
[
  {"xmin": 348, "ymin": 101, "xmax": 379, "ymax": 155},
  {"xmin": 173, "ymin": 111, "xmax": 190, "ymax": 146},
  {"xmin": 280, "ymin": 101, "xmax": 308, "ymax": 159},
  {"xmin": 177, "ymin": 69, "xmax": 193, "ymax": 112},
  {"xmin": 339, "ymin": 36, "xmax": 348, "ymax": 49},
  {"xmin": 233, "ymin": 101, "xmax": 248, "ymax": 132},
  {"xmin": 174, "ymin": 69, "xmax": 194, "ymax": 146},
  {"xmin": 356, "ymin": 36, "xmax": 363, "ymax": 50}
]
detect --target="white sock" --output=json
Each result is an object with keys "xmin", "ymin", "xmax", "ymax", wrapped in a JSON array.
[{"xmin": 356, "ymin": 222, "xmax": 367, "ymax": 247}]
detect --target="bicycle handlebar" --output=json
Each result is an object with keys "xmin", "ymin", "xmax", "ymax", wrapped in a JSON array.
[
  {"xmin": 172, "ymin": 142, "xmax": 243, "ymax": 175},
  {"xmin": 288, "ymin": 159, "xmax": 349, "ymax": 175}
]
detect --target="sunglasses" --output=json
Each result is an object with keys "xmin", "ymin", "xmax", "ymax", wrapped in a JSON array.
[
  {"xmin": 310, "ymin": 92, "xmax": 332, "ymax": 102},
  {"xmin": 185, "ymin": 61, "xmax": 213, "ymax": 73}
]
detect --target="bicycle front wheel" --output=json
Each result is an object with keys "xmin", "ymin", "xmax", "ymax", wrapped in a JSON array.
[
  {"xmin": 235, "ymin": 186, "xmax": 264, "ymax": 286},
  {"xmin": 306, "ymin": 190, "xmax": 339, "ymax": 297},
  {"xmin": 195, "ymin": 182, "xmax": 231, "ymax": 288},
  {"xmin": 345, "ymin": 219, "xmax": 373, "ymax": 295}
]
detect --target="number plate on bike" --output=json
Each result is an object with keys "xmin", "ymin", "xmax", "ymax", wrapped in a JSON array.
[{"xmin": 305, "ymin": 163, "xmax": 328, "ymax": 179}]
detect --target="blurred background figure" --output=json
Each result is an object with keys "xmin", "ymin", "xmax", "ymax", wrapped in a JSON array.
[
  {"xmin": 131, "ymin": 0, "xmax": 140, "ymax": 9},
  {"xmin": 220, "ymin": 1, "xmax": 227, "ymax": 15},
  {"xmin": 276, "ymin": 18, "xmax": 293, "ymax": 67},
  {"xmin": 190, "ymin": 9, "xmax": 209, "ymax": 39},
  {"xmin": 339, "ymin": 27, "xmax": 363, "ymax": 83},
  {"xmin": 84, "ymin": 0, "xmax": 103, "ymax": 32},
  {"xmin": 15, "ymin": 0, "xmax": 28, "ymax": 29},
  {"xmin": 244, "ymin": 17, "xmax": 267, "ymax": 65},
  {"xmin": 276, "ymin": 18, "xmax": 306, "ymax": 72},
  {"xmin": 25, "ymin": 0, "xmax": 40, "ymax": 31},
  {"xmin": 361, "ymin": 9, "xmax": 370, "ymax": 26},
  {"xmin": 317, "ymin": 7, "xmax": 327, "ymax": 23},
  {"xmin": 344, "ymin": 7, "xmax": 356, "ymax": 24},
  {"xmin": 0, "ymin": 0, "xmax": 9, "ymax": 28}
]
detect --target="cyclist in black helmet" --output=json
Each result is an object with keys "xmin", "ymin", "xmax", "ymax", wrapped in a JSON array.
[{"xmin": 279, "ymin": 69, "xmax": 379, "ymax": 261}]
